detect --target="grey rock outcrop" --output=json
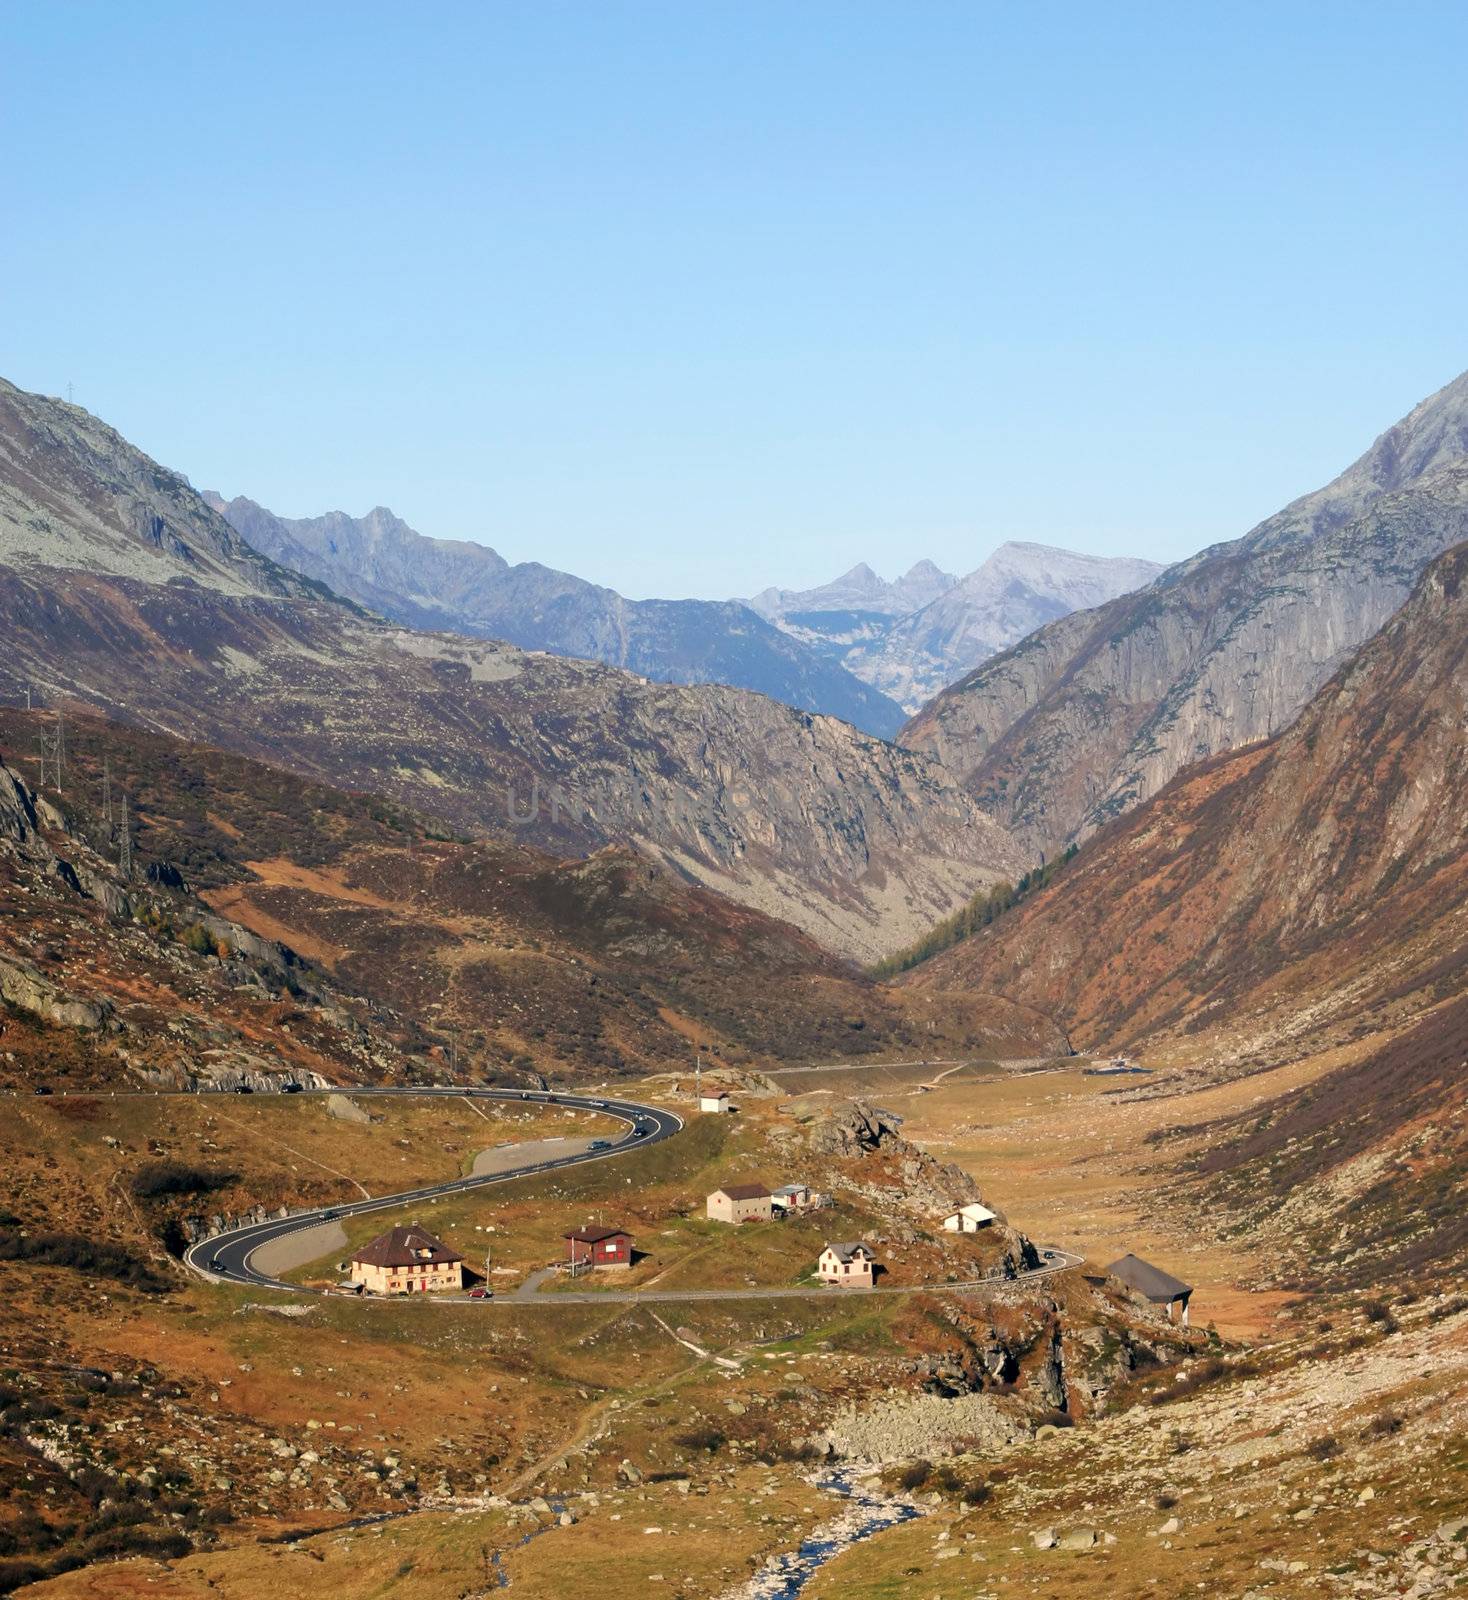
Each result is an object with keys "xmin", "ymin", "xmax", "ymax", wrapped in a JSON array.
[
  {"xmin": 810, "ymin": 1099, "xmax": 906, "ymax": 1156},
  {"xmin": 0, "ymin": 953, "xmax": 112, "ymax": 1031}
]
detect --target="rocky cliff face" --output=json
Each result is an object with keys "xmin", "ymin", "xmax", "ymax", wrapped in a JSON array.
[
  {"xmin": 206, "ymin": 494, "xmax": 907, "ymax": 739},
  {"xmin": 747, "ymin": 545, "xmax": 1161, "ymax": 713},
  {"xmin": 0, "ymin": 380, "xmax": 1026, "ymax": 961},
  {"xmin": 904, "ymin": 541, "xmax": 1468, "ymax": 1061},
  {"xmin": 903, "ymin": 370, "xmax": 1468, "ymax": 854}
]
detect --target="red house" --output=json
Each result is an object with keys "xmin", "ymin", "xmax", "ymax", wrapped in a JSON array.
[{"xmin": 564, "ymin": 1225, "xmax": 633, "ymax": 1270}]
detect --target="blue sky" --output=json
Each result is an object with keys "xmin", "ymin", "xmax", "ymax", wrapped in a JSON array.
[{"xmin": 4, "ymin": 2, "xmax": 1466, "ymax": 598}]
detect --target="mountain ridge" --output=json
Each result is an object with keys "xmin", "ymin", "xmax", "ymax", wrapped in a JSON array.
[
  {"xmin": 903, "ymin": 368, "xmax": 1468, "ymax": 852},
  {"xmin": 206, "ymin": 493, "xmax": 908, "ymax": 739},
  {"xmin": 746, "ymin": 542, "xmax": 1163, "ymax": 712}
]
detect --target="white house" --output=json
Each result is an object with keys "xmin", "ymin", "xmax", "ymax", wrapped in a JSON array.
[
  {"xmin": 942, "ymin": 1203, "xmax": 998, "ymax": 1233},
  {"xmin": 699, "ymin": 1091, "xmax": 731, "ymax": 1114},
  {"xmin": 818, "ymin": 1241, "xmax": 875, "ymax": 1288}
]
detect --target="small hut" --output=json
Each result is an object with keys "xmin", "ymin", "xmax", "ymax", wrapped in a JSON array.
[{"xmin": 1105, "ymin": 1253, "xmax": 1193, "ymax": 1325}]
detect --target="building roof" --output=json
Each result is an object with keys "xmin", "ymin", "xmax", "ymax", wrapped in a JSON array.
[
  {"xmin": 564, "ymin": 1225, "xmax": 632, "ymax": 1244},
  {"xmin": 712, "ymin": 1182, "xmax": 770, "ymax": 1201},
  {"xmin": 823, "ymin": 1241, "xmax": 873, "ymax": 1263},
  {"xmin": 351, "ymin": 1225, "xmax": 463, "ymax": 1269},
  {"xmin": 772, "ymin": 1183, "xmax": 809, "ymax": 1197},
  {"xmin": 1105, "ymin": 1253, "xmax": 1192, "ymax": 1302},
  {"xmin": 947, "ymin": 1202, "xmax": 998, "ymax": 1222}
]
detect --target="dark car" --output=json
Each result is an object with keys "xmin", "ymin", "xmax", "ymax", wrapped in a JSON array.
[
  {"xmin": 281, "ymin": 1082, "xmax": 304, "ymax": 1094},
  {"xmin": 33, "ymin": 1085, "xmax": 53, "ymax": 1096},
  {"xmin": 322, "ymin": 1209, "xmax": 342, "ymax": 1221},
  {"xmin": 588, "ymin": 1139, "xmax": 612, "ymax": 1152},
  {"xmin": 235, "ymin": 1084, "xmax": 254, "ymax": 1094},
  {"xmin": 209, "ymin": 1255, "xmax": 222, "ymax": 1271}
]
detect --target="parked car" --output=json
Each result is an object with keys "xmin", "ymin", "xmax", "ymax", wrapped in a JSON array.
[
  {"xmin": 468, "ymin": 1287, "xmax": 492, "ymax": 1299},
  {"xmin": 33, "ymin": 1085, "xmax": 53, "ymax": 1096}
]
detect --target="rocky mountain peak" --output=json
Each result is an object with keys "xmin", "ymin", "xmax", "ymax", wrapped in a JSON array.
[{"xmin": 904, "ymin": 368, "xmax": 1468, "ymax": 854}]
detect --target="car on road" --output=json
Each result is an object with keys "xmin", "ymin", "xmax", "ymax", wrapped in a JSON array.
[
  {"xmin": 322, "ymin": 1209, "xmax": 342, "ymax": 1221},
  {"xmin": 33, "ymin": 1085, "xmax": 53, "ymax": 1096},
  {"xmin": 588, "ymin": 1139, "xmax": 612, "ymax": 1151},
  {"xmin": 209, "ymin": 1256, "xmax": 222, "ymax": 1271},
  {"xmin": 467, "ymin": 1287, "xmax": 492, "ymax": 1299},
  {"xmin": 1041, "ymin": 1249, "xmax": 1056, "ymax": 1261},
  {"xmin": 281, "ymin": 1082, "xmax": 303, "ymax": 1094},
  {"xmin": 235, "ymin": 1084, "xmax": 254, "ymax": 1094}
]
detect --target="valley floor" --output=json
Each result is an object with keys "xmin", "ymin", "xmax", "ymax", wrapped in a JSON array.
[{"xmin": 3, "ymin": 1050, "xmax": 1464, "ymax": 1600}]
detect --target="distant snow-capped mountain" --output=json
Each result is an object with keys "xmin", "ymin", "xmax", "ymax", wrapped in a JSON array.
[{"xmin": 743, "ymin": 543, "xmax": 1164, "ymax": 712}]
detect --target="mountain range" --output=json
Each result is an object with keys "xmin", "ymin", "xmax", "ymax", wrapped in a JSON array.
[
  {"xmin": 745, "ymin": 544, "xmax": 1164, "ymax": 711},
  {"xmin": 203, "ymin": 494, "xmax": 909, "ymax": 739},
  {"xmin": 0, "ymin": 377, "xmax": 1024, "ymax": 963},
  {"xmin": 903, "ymin": 369, "xmax": 1468, "ymax": 854}
]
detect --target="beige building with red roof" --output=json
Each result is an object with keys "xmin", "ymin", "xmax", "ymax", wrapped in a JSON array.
[{"xmin": 350, "ymin": 1224, "xmax": 464, "ymax": 1295}]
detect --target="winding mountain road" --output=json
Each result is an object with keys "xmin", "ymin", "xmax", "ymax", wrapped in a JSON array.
[
  {"xmin": 181, "ymin": 1085, "xmax": 681, "ymax": 1291},
  {"xmin": 167, "ymin": 1084, "xmax": 1081, "ymax": 1301}
]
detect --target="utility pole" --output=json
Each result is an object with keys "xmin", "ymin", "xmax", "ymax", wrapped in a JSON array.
[{"xmin": 118, "ymin": 794, "xmax": 132, "ymax": 880}]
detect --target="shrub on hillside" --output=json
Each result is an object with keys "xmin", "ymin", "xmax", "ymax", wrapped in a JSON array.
[
  {"xmin": 129, "ymin": 1163, "xmax": 234, "ymax": 1199},
  {"xmin": 0, "ymin": 1230, "xmax": 169, "ymax": 1292}
]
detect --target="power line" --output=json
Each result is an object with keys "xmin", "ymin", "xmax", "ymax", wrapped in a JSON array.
[{"xmin": 118, "ymin": 793, "xmax": 132, "ymax": 880}]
